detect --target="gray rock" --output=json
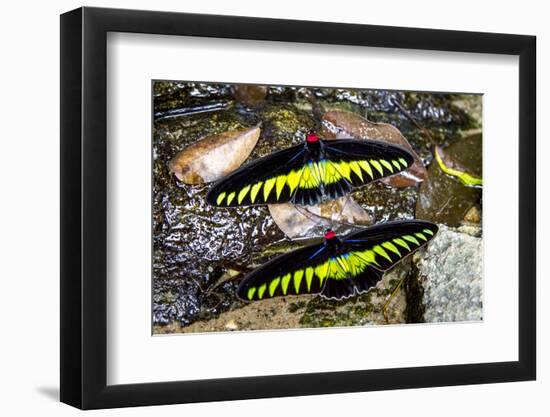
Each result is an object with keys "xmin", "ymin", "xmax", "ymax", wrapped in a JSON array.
[{"xmin": 415, "ymin": 225, "xmax": 483, "ymax": 322}]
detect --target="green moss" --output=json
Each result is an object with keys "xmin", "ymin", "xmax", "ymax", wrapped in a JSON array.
[{"xmin": 288, "ymin": 301, "xmax": 307, "ymax": 313}]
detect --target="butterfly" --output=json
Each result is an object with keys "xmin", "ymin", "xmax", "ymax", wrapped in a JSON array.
[
  {"xmin": 236, "ymin": 220, "xmax": 438, "ymax": 301},
  {"xmin": 206, "ymin": 131, "xmax": 414, "ymax": 207}
]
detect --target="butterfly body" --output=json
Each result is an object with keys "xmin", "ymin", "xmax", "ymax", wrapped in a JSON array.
[
  {"xmin": 206, "ymin": 133, "xmax": 414, "ymax": 207},
  {"xmin": 236, "ymin": 220, "xmax": 438, "ymax": 301}
]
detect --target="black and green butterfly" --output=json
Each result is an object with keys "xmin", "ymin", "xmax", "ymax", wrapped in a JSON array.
[
  {"xmin": 206, "ymin": 131, "xmax": 414, "ymax": 207},
  {"xmin": 236, "ymin": 220, "xmax": 438, "ymax": 301}
]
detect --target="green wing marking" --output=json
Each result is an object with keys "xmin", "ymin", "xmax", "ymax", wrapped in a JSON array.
[
  {"xmin": 207, "ymin": 139, "xmax": 415, "ymax": 207},
  {"xmin": 237, "ymin": 220, "xmax": 438, "ymax": 301},
  {"xmin": 237, "ymin": 243, "xmax": 330, "ymax": 301},
  {"xmin": 321, "ymin": 220, "xmax": 439, "ymax": 299}
]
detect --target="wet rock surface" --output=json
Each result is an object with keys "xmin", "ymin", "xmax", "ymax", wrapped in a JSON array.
[
  {"xmin": 152, "ymin": 81, "xmax": 482, "ymax": 331},
  {"xmin": 232, "ymin": 85, "xmax": 268, "ymax": 107},
  {"xmin": 414, "ymin": 225, "xmax": 483, "ymax": 322},
  {"xmin": 416, "ymin": 133, "xmax": 482, "ymax": 227}
]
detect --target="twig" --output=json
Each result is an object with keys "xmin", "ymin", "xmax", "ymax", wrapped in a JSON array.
[
  {"xmin": 392, "ymin": 99, "xmax": 435, "ymax": 146},
  {"xmin": 154, "ymin": 100, "xmax": 233, "ymax": 121}
]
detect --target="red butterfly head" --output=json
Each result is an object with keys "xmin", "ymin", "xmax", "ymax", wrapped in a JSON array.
[
  {"xmin": 324, "ymin": 229, "xmax": 337, "ymax": 240},
  {"xmin": 306, "ymin": 130, "xmax": 319, "ymax": 143}
]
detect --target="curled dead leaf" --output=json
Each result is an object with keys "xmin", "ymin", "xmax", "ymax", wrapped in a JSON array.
[
  {"xmin": 168, "ymin": 125, "xmax": 261, "ymax": 184},
  {"xmin": 268, "ymin": 196, "xmax": 372, "ymax": 240},
  {"xmin": 321, "ymin": 110, "xmax": 427, "ymax": 187}
]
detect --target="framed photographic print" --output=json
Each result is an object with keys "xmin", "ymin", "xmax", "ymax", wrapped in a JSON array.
[{"xmin": 60, "ymin": 6, "xmax": 536, "ymax": 409}]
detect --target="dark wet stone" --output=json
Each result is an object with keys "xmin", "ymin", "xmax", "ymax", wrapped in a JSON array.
[
  {"xmin": 416, "ymin": 133, "xmax": 482, "ymax": 227},
  {"xmin": 232, "ymin": 85, "xmax": 268, "ymax": 107},
  {"xmin": 353, "ymin": 182, "xmax": 419, "ymax": 223},
  {"xmin": 444, "ymin": 133, "xmax": 482, "ymax": 178},
  {"xmin": 153, "ymin": 81, "xmax": 233, "ymax": 114}
]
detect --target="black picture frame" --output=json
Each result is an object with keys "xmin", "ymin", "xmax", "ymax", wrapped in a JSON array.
[{"xmin": 60, "ymin": 6, "xmax": 536, "ymax": 410}]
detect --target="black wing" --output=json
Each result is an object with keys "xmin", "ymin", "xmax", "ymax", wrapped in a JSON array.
[
  {"xmin": 291, "ymin": 139, "xmax": 414, "ymax": 205},
  {"xmin": 236, "ymin": 242, "xmax": 332, "ymax": 301},
  {"xmin": 206, "ymin": 144, "xmax": 308, "ymax": 206},
  {"xmin": 320, "ymin": 220, "xmax": 439, "ymax": 299},
  {"xmin": 207, "ymin": 139, "xmax": 414, "ymax": 207},
  {"xmin": 237, "ymin": 220, "xmax": 438, "ymax": 301}
]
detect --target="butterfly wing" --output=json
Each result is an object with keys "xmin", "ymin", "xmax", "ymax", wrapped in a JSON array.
[
  {"xmin": 285, "ymin": 139, "xmax": 415, "ymax": 205},
  {"xmin": 291, "ymin": 139, "xmax": 415, "ymax": 205},
  {"xmin": 206, "ymin": 144, "xmax": 308, "ymax": 207},
  {"xmin": 323, "ymin": 139, "xmax": 415, "ymax": 184},
  {"xmin": 236, "ymin": 242, "xmax": 332, "ymax": 301},
  {"xmin": 207, "ymin": 139, "xmax": 415, "ymax": 207},
  {"xmin": 320, "ymin": 220, "xmax": 439, "ymax": 299},
  {"xmin": 238, "ymin": 220, "xmax": 438, "ymax": 302}
]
